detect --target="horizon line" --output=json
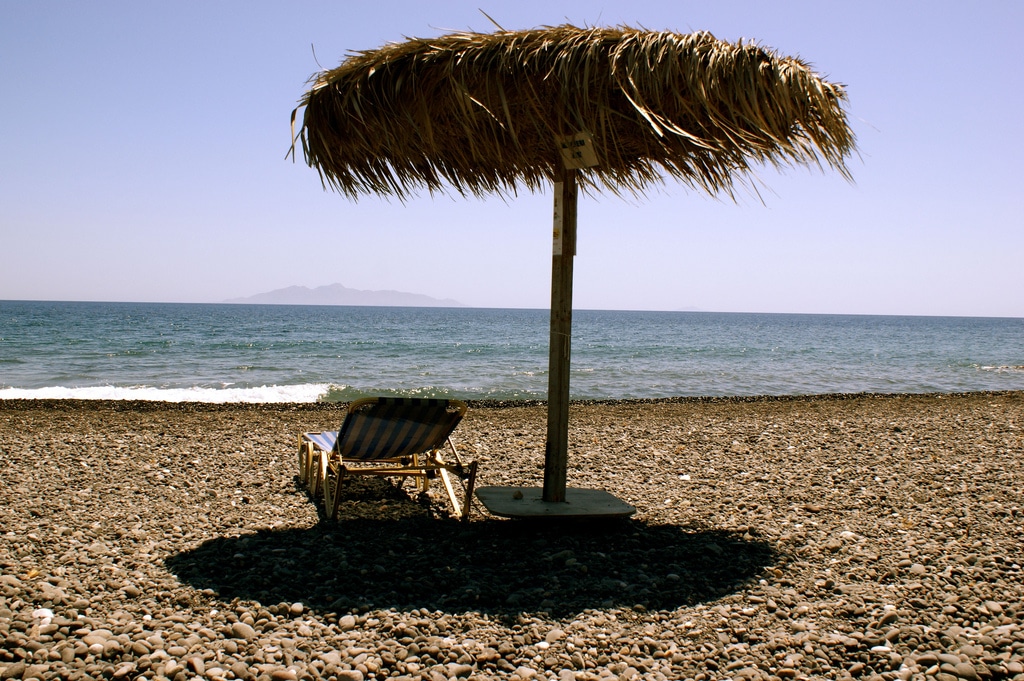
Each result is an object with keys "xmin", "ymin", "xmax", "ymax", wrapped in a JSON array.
[{"xmin": 1, "ymin": 298, "xmax": 1022, "ymax": 320}]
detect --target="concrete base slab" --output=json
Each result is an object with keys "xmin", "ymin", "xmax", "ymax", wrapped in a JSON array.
[{"xmin": 475, "ymin": 486, "xmax": 636, "ymax": 519}]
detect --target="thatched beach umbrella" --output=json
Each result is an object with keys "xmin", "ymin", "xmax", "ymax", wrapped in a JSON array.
[{"xmin": 293, "ymin": 25, "xmax": 855, "ymax": 516}]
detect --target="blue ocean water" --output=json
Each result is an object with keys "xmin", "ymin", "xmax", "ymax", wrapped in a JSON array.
[{"xmin": 1, "ymin": 300, "xmax": 1022, "ymax": 402}]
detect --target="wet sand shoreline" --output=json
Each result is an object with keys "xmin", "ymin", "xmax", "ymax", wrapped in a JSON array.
[{"xmin": 2, "ymin": 392, "xmax": 1023, "ymax": 680}]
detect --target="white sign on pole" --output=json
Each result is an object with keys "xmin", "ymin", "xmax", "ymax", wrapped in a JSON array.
[
  {"xmin": 557, "ymin": 131, "xmax": 599, "ymax": 169},
  {"xmin": 552, "ymin": 181, "xmax": 564, "ymax": 256}
]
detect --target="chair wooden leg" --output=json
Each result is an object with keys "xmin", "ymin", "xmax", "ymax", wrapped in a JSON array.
[
  {"xmin": 439, "ymin": 468, "xmax": 461, "ymax": 519},
  {"xmin": 413, "ymin": 453, "xmax": 429, "ymax": 493},
  {"xmin": 321, "ymin": 465, "xmax": 333, "ymax": 520},
  {"xmin": 311, "ymin": 449, "xmax": 327, "ymax": 500},
  {"xmin": 297, "ymin": 438, "xmax": 310, "ymax": 486},
  {"xmin": 322, "ymin": 462, "xmax": 345, "ymax": 522},
  {"xmin": 461, "ymin": 461, "xmax": 478, "ymax": 522}
]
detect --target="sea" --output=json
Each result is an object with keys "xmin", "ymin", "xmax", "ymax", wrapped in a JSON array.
[{"xmin": 1, "ymin": 300, "xmax": 1022, "ymax": 403}]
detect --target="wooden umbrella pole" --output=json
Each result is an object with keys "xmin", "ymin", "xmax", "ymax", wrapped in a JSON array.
[{"xmin": 544, "ymin": 166, "xmax": 578, "ymax": 503}]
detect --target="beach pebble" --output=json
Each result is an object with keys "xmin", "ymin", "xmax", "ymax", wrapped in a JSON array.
[
  {"xmin": 341, "ymin": 672, "xmax": 366, "ymax": 681},
  {"xmin": 270, "ymin": 670, "xmax": 298, "ymax": 681},
  {"xmin": 953, "ymin": 662, "xmax": 980, "ymax": 680},
  {"xmin": 231, "ymin": 622, "xmax": 257, "ymax": 641},
  {"xmin": 1, "ymin": 664, "xmax": 26, "ymax": 681}
]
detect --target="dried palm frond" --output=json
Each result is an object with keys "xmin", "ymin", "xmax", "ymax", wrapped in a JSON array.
[{"xmin": 294, "ymin": 25, "xmax": 855, "ymax": 200}]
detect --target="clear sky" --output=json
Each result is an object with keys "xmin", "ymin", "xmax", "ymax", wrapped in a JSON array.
[{"xmin": 2, "ymin": 1, "xmax": 1022, "ymax": 316}]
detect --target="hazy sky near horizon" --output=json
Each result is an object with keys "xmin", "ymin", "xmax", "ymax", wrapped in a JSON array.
[{"xmin": 2, "ymin": 2, "xmax": 1022, "ymax": 316}]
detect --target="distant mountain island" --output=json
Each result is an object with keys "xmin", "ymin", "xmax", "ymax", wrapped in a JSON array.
[{"xmin": 225, "ymin": 283, "xmax": 464, "ymax": 307}]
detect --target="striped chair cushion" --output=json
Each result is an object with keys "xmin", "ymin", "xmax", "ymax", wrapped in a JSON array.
[{"xmin": 310, "ymin": 398, "xmax": 464, "ymax": 461}]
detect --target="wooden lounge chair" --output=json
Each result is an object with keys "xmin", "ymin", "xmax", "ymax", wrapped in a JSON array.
[{"xmin": 298, "ymin": 397, "xmax": 478, "ymax": 521}]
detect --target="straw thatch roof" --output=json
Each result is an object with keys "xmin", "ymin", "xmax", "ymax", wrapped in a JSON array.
[{"xmin": 295, "ymin": 25, "xmax": 855, "ymax": 199}]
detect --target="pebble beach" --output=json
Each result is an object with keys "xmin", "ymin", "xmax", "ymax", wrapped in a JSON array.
[{"xmin": 2, "ymin": 392, "xmax": 1023, "ymax": 681}]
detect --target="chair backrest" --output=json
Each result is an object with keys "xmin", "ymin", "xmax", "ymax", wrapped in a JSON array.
[{"xmin": 334, "ymin": 397, "xmax": 467, "ymax": 461}]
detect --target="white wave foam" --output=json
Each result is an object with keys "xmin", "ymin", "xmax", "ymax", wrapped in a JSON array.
[{"xmin": 0, "ymin": 384, "xmax": 332, "ymax": 403}]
